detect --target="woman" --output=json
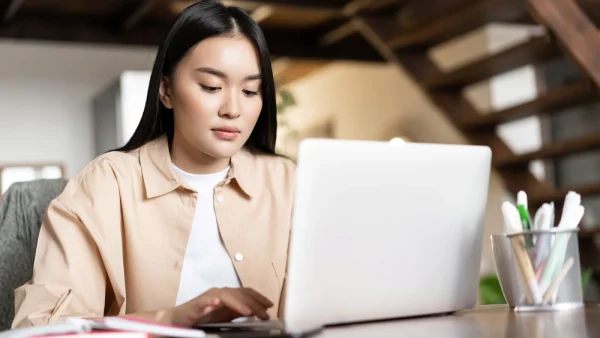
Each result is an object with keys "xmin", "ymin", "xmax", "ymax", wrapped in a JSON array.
[{"xmin": 12, "ymin": 0, "xmax": 295, "ymax": 328}]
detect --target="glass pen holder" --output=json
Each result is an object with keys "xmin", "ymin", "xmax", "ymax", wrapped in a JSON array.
[{"xmin": 490, "ymin": 228, "xmax": 583, "ymax": 312}]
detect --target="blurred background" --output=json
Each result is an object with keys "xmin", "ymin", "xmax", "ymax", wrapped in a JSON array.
[{"xmin": 1, "ymin": 0, "xmax": 600, "ymax": 303}]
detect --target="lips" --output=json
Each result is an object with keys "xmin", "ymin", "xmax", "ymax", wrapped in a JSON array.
[
  {"xmin": 212, "ymin": 126, "xmax": 240, "ymax": 141},
  {"xmin": 212, "ymin": 126, "xmax": 240, "ymax": 133}
]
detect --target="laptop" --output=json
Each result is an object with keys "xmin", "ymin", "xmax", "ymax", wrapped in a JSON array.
[{"xmin": 199, "ymin": 138, "xmax": 492, "ymax": 336}]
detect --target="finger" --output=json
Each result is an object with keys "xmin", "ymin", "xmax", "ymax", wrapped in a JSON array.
[
  {"xmin": 222, "ymin": 291, "xmax": 270, "ymax": 320},
  {"xmin": 217, "ymin": 292, "xmax": 254, "ymax": 317},
  {"xmin": 196, "ymin": 305, "xmax": 240, "ymax": 324},
  {"xmin": 233, "ymin": 290, "xmax": 270, "ymax": 320},
  {"xmin": 242, "ymin": 288, "xmax": 274, "ymax": 308},
  {"xmin": 201, "ymin": 306, "xmax": 215, "ymax": 316},
  {"xmin": 201, "ymin": 299, "xmax": 220, "ymax": 315},
  {"xmin": 208, "ymin": 298, "xmax": 220, "ymax": 307},
  {"xmin": 194, "ymin": 297, "xmax": 220, "ymax": 314}
]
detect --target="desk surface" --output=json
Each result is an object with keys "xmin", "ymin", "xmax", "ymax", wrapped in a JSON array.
[{"xmin": 313, "ymin": 303, "xmax": 600, "ymax": 338}]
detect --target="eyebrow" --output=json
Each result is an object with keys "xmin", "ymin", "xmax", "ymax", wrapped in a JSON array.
[{"xmin": 195, "ymin": 67, "xmax": 261, "ymax": 81}]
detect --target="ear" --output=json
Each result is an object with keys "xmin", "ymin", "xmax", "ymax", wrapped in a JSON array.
[{"xmin": 159, "ymin": 77, "xmax": 173, "ymax": 109}]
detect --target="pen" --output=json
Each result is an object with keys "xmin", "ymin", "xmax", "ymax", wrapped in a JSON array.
[
  {"xmin": 517, "ymin": 191, "xmax": 534, "ymax": 248},
  {"xmin": 539, "ymin": 195, "xmax": 583, "ymax": 294},
  {"xmin": 533, "ymin": 203, "xmax": 552, "ymax": 270},
  {"xmin": 502, "ymin": 202, "xmax": 543, "ymax": 304},
  {"xmin": 542, "ymin": 257, "xmax": 574, "ymax": 304}
]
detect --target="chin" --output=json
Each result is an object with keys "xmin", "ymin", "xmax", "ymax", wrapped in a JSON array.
[{"xmin": 204, "ymin": 143, "xmax": 244, "ymax": 159}]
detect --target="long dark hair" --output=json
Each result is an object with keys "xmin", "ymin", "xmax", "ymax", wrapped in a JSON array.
[{"xmin": 115, "ymin": 0, "xmax": 277, "ymax": 154}]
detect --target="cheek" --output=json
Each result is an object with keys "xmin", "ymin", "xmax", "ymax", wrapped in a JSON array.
[
  {"xmin": 173, "ymin": 87, "xmax": 221, "ymax": 121},
  {"xmin": 244, "ymin": 98, "xmax": 263, "ymax": 124}
]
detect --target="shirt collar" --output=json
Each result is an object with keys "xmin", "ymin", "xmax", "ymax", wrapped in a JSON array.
[{"xmin": 139, "ymin": 135, "xmax": 257, "ymax": 199}]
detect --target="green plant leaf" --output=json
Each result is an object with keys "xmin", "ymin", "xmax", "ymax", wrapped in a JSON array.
[
  {"xmin": 582, "ymin": 267, "xmax": 593, "ymax": 296},
  {"xmin": 479, "ymin": 268, "xmax": 593, "ymax": 305},
  {"xmin": 479, "ymin": 275, "xmax": 506, "ymax": 305}
]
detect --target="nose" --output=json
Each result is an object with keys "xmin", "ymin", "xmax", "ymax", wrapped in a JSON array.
[{"xmin": 219, "ymin": 89, "xmax": 241, "ymax": 119}]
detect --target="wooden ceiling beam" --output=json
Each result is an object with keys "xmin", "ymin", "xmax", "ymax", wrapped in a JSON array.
[
  {"xmin": 2, "ymin": 0, "xmax": 26, "ymax": 23},
  {"xmin": 387, "ymin": 0, "xmax": 527, "ymax": 49},
  {"xmin": 395, "ymin": 0, "xmax": 476, "ymax": 31},
  {"xmin": 122, "ymin": 0, "xmax": 163, "ymax": 32},
  {"xmin": 173, "ymin": 0, "xmax": 403, "ymax": 49},
  {"xmin": 0, "ymin": 11, "xmax": 384, "ymax": 62},
  {"xmin": 221, "ymin": 0, "xmax": 345, "ymax": 9},
  {"xmin": 171, "ymin": 0, "xmax": 342, "ymax": 16},
  {"xmin": 341, "ymin": 0, "xmax": 399, "ymax": 16},
  {"xmin": 317, "ymin": 0, "xmax": 401, "ymax": 46}
]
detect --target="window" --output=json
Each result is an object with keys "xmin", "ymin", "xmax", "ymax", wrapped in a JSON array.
[{"xmin": 0, "ymin": 164, "xmax": 65, "ymax": 199}]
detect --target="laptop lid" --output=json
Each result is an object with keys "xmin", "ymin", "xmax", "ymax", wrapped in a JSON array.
[{"xmin": 283, "ymin": 138, "xmax": 492, "ymax": 333}]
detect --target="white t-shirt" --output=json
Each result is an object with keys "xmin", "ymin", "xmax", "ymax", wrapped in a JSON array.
[{"xmin": 173, "ymin": 164, "xmax": 241, "ymax": 305}]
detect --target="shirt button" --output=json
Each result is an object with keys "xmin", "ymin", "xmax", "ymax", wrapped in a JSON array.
[
  {"xmin": 216, "ymin": 194, "xmax": 224, "ymax": 203},
  {"xmin": 235, "ymin": 253, "xmax": 244, "ymax": 261}
]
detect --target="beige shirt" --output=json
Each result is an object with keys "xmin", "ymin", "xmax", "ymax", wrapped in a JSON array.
[{"xmin": 12, "ymin": 136, "xmax": 296, "ymax": 328}]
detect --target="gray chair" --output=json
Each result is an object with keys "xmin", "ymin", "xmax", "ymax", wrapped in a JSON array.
[{"xmin": 0, "ymin": 179, "xmax": 68, "ymax": 331}]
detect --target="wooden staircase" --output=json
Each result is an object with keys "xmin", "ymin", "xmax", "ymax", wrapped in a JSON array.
[{"xmin": 350, "ymin": 0, "xmax": 600, "ymax": 283}]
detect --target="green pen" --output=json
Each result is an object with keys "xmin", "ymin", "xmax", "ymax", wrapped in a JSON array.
[{"xmin": 517, "ymin": 191, "xmax": 534, "ymax": 248}]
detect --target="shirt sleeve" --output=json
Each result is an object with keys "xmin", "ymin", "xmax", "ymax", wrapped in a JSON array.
[{"xmin": 12, "ymin": 159, "xmax": 122, "ymax": 328}]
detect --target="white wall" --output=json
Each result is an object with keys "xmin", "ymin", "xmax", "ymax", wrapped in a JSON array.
[
  {"xmin": 0, "ymin": 40, "xmax": 156, "ymax": 177},
  {"xmin": 120, "ymin": 71, "xmax": 152, "ymax": 145}
]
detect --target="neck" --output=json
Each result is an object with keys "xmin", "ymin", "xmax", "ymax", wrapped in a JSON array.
[{"xmin": 170, "ymin": 133, "xmax": 230, "ymax": 174}]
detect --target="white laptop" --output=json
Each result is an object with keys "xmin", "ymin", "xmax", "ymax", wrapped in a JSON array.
[{"xmin": 199, "ymin": 138, "xmax": 491, "ymax": 335}]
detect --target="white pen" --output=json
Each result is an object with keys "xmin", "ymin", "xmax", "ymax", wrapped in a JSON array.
[
  {"xmin": 533, "ymin": 203, "xmax": 552, "ymax": 270},
  {"xmin": 539, "ymin": 194, "xmax": 583, "ymax": 294}
]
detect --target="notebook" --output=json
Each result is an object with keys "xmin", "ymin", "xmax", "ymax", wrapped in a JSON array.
[{"xmin": 0, "ymin": 316, "xmax": 217, "ymax": 338}]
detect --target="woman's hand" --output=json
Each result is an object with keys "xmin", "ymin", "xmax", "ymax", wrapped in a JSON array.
[{"xmin": 168, "ymin": 287, "xmax": 274, "ymax": 327}]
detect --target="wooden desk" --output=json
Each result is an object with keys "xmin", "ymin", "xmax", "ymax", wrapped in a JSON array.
[{"xmin": 312, "ymin": 303, "xmax": 600, "ymax": 338}]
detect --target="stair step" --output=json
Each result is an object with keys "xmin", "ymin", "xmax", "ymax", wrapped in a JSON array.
[
  {"xmin": 579, "ymin": 228, "xmax": 600, "ymax": 239},
  {"xmin": 422, "ymin": 36, "xmax": 559, "ymax": 90},
  {"xmin": 530, "ymin": 183, "xmax": 600, "ymax": 207},
  {"xmin": 494, "ymin": 132, "xmax": 600, "ymax": 168},
  {"xmin": 460, "ymin": 80, "xmax": 597, "ymax": 130},
  {"xmin": 387, "ymin": 0, "xmax": 526, "ymax": 49}
]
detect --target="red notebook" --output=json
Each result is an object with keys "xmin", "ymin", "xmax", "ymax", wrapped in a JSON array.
[
  {"xmin": 33, "ymin": 332, "xmax": 149, "ymax": 338},
  {"xmin": 0, "ymin": 317, "xmax": 216, "ymax": 338}
]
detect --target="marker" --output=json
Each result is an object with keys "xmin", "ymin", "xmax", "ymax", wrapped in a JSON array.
[
  {"xmin": 517, "ymin": 191, "xmax": 534, "ymax": 248},
  {"xmin": 542, "ymin": 257, "xmax": 574, "ymax": 304},
  {"xmin": 533, "ymin": 203, "xmax": 552, "ymax": 270},
  {"xmin": 539, "ymin": 202, "xmax": 583, "ymax": 294},
  {"xmin": 502, "ymin": 202, "xmax": 543, "ymax": 305}
]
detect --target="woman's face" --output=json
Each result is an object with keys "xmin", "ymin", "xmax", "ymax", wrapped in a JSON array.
[{"xmin": 160, "ymin": 35, "xmax": 263, "ymax": 161}]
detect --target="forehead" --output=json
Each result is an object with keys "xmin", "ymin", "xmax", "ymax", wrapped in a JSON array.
[{"xmin": 182, "ymin": 35, "xmax": 261, "ymax": 75}]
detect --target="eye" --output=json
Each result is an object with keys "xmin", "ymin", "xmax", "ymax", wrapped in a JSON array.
[
  {"xmin": 243, "ymin": 90, "xmax": 259, "ymax": 97},
  {"xmin": 201, "ymin": 85, "xmax": 220, "ymax": 93}
]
